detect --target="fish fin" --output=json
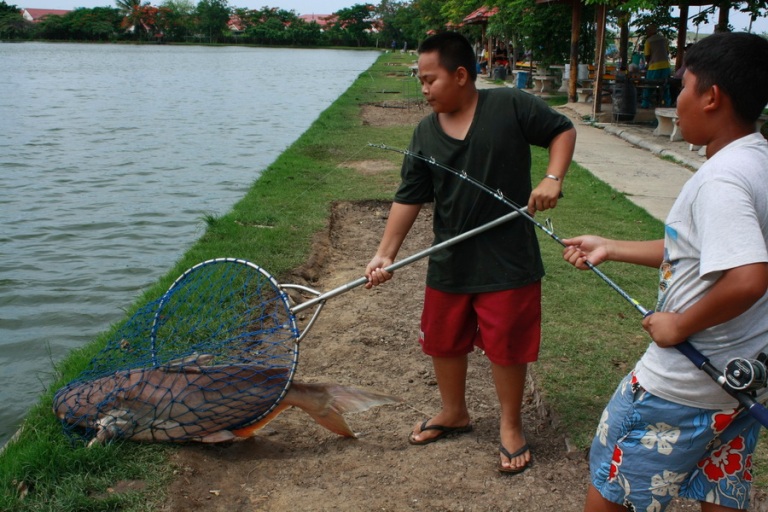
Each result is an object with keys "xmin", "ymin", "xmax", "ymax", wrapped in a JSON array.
[
  {"xmin": 201, "ymin": 430, "xmax": 238, "ymax": 443},
  {"xmin": 290, "ymin": 383, "xmax": 401, "ymax": 438},
  {"xmin": 230, "ymin": 402, "xmax": 291, "ymax": 439}
]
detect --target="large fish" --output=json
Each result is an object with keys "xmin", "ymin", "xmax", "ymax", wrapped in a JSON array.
[{"xmin": 53, "ymin": 356, "xmax": 400, "ymax": 446}]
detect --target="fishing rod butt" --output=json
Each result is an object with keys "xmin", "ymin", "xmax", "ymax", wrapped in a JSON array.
[{"xmin": 747, "ymin": 400, "xmax": 768, "ymax": 428}]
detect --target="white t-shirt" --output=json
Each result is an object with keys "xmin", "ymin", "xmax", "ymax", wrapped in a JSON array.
[{"xmin": 636, "ymin": 133, "xmax": 768, "ymax": 409}]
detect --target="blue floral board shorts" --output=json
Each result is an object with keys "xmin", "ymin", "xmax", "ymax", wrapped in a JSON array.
[{"xmin": 589, "ymin": 371, "xmax": 761, "ymax": 511}]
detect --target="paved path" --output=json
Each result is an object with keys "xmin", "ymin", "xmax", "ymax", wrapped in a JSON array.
[{"xmin": 559, "ymin": 103, "xmax": 695, "ymax": 222}]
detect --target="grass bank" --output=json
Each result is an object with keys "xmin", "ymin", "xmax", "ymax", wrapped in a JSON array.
[{"xmin": 1, "ymin": 50, "xmax": 764, "ymax": 511}]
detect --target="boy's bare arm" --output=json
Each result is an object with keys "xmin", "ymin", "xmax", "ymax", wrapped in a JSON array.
[
  {"xmin": 644, "ymin": 262, "xmax": 768, "ymax": 347},
  {"xmin": 562, "ymin": 236, "xmax": 664, "ymax": 269},
  {"xmin": 365, "ymin": 202, "xmax": 422, "ymax": 288},
  {"xmin": 529, "ymin": 127, "xmax": 576, "ymax": 212}
]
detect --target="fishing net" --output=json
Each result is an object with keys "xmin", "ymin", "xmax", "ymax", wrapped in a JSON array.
[
  {"xmin": 53, "ymin": 213, "xmax": 529, "ymax": 445},
  {"xmin": 53, "ymin": 258, "xmax": 300, "ymax": 444}
]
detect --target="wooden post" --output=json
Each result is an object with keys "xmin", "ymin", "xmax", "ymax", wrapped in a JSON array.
[
  {"xmin": 676, "ymin": 2, "xmax": 689, "ymax": 72},
  {"xmin": 716, "ymin": 1, "xmax": 730, "ymax": 32},
  {"xmin": 568, "ymin": 0, "xmax": 582, "ymax": 103},
  {"xmin": 592, "ymin": 3, "xmax": 607, "ymax": 118}
]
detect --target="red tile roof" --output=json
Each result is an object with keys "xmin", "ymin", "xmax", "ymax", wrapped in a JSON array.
[
  {"xmin": 299, "ymin": 14, "xmax": 336, "ymax": 27},
  {"xmin": 22, "ymin": 8, "xmax": 71, "ymax": 22}
]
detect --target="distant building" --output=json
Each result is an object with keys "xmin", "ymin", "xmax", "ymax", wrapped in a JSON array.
[
  {"xmin": 228, "ymin": 14, "xmax": 245, "ymax": 33},
  {"xmin": 299, "ymin": 14, "xmax": 336, "ymax": 28},
  {"xmin": 21, "ymin": 8, "xmax": 71, "ymax": 22}
]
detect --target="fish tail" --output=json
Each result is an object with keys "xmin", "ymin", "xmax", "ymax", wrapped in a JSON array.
[{"xmin": 291, "ymin": 383, "xmax": 401, "ymax": 438}]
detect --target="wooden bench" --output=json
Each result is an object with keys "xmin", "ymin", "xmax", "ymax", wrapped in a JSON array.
[
  {"xmin": 653, "ymin": 108, "xmax": 682, "ymax": 141},
  {"xmin": 587, "ymin": 64, "xmax": 617, "ymax": 81}
]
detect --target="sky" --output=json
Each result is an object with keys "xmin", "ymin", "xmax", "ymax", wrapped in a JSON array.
[
  {"xmin": 21, "ymin": 0, "xmax": 768, "ymax": 35},
  {"xmin": 673, "ymin": 7, "xmax": 768, "ymax": 35},
  {"xmin": 22, "ymin": 0, "xmax": 357, "ymax": 13}
]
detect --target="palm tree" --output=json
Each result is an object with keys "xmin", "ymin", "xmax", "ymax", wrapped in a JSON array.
[{"xmin": 116, "ymin": 0, "xmax": 147, "ymax": 37}]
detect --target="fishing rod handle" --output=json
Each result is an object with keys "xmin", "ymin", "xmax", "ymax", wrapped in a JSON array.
[
  {"xmin": 747, "ymin": 400, "xmax": 768, "ymax": 427},
  {"xmin": 676, "ymin": 340, "xmax": 768, "ymax": 428}
]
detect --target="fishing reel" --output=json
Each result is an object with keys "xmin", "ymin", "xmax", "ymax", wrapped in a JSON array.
[{"xmin": 724, "ymin": 353, "xmax": 768, "ymax": 392}]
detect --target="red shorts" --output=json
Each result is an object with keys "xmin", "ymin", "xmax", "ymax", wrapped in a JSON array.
[{"xmin": 419, "ymin": 283, "xmax": 541, "ymax": 365}]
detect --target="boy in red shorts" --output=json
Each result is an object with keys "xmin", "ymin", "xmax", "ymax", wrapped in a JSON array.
[{"xmin": 365, "ymin": 31, "xmax": 575, "ymax": 473}]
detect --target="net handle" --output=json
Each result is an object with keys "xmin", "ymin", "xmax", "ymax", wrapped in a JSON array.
[
  {"xmin": 280, "ymin": 283, "xmax": 326, "ymax": 342},
  {"xmin": 292, "ymin": 209, "xmax": 521, "ymax": 314}
]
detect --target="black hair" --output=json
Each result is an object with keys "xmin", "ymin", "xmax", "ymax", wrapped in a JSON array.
[
  {"xmin": 418, "ymin": 31, "xmax": 477, "ymax": 82},
  {"xmin": 684, "ymin": 32, "xmax": 768, "ymax": 123}
]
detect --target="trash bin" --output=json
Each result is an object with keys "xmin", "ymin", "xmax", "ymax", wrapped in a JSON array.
[
  {"xmin": 492, "ymin": 66, "xmax": 507, "ymax": 81},
  {"xmin": 612, "ymin": 76, "xmax": 637, "ymax": 122},
  {"xmin": 578, "ymin": 64, "xmax": 589, "ymax": 81},
  {"xmin": 515, "ymin": 70, "xmax": 529, "ymax": 89}
]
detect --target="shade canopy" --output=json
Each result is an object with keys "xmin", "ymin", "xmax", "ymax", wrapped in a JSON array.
[{"xmin": 463, "ymin": 5, "xmax": 499, "ymax": 25}]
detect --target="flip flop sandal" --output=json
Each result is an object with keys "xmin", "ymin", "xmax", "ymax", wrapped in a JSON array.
[
  {"xmin": 408, "ymin": 420, "xmax": 473, "ymax": 445},
  {"xmin": 498, "ymin": 443, "xmax": 533, "ymax": 474}
]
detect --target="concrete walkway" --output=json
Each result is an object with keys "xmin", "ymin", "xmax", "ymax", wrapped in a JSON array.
[{"xmin": 559, "ymin": 101, "xmax": 696, "ymax": 222}]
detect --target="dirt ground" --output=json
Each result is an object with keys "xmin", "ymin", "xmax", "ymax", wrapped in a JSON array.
[{"xmin": 157, "ymin": 102, "xmax": 759, "ymax": 511}]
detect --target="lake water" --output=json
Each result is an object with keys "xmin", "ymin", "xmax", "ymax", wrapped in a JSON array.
[{"xmin": 0, "ymin": 42, "xmax": 379, "ymax": 447}]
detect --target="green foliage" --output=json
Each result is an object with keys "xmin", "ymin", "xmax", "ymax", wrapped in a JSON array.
[
  {"xmin": 0, "ymin": 4, "xmax": 31, "ymax": 39},
  {"xmin": 195, "ymin": 0, "xmax": 230, "ymax": 43},
  {"xmin": 330, "ymin": 4, "xmax": 377, "ymax": 47},
  {"xmin": 65, "ymin": 7, "xmax": 122, "ymax": 41},
  {"xmin": 157, "ymin": 0, "xmax": 195, "ymax": 40},
  {"xmin": 375, "ymin": 0, "xmax": 421, "ymax": 49},
  {"xmin": 488, "ymin": 0, "xmax": 597, "ymax": 66},
  {"xmin": 0, "ymin": 0, "xmax": 18, "ymax": 15}
]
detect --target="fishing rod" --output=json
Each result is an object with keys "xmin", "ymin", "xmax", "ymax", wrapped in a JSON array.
[{"xmin": 369, "ymin": 142, "xmax": 768, "ymax": 427}]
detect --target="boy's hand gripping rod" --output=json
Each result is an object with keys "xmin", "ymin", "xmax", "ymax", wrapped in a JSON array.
[{"xmin": 370, "ymin": 143, "xmax": 768, "ymax": 427}]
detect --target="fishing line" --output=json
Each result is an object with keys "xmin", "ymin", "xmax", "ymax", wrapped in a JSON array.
[{"xmin": 369, "ymin": 143, "xmax": 768, "ymax": 427}]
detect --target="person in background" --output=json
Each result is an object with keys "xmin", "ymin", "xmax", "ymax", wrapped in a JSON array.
[
  {"xmin": 493, "ymin": 42, "xmax": 509, "ymax": 71},
  {"xmin": 564, "ymin": 32, "xmax": 768, "ymax": 511},
  {"xmin": 365, "ymin": 31, "xmax": 576, "ymax": 475},
  {"xmin": 641, "ymin": 24, "xmax": 672, "ymax": 108},
  {"xmin": 478, "ymin": 46, "xmax": 489, "ymax": 75}
]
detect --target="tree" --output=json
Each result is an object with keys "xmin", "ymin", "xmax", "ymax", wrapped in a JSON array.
[
  {"xmin": 67, "ymin": 7, "xmax": 122, "ymax": 40},
  {"xmin": 482, "ymin": 0, "xmax": 583, "ymax": 67},
  {"xmin": 116, "ymin": 0, "xmax": 160, "ymax": 39},
  {"xmin": 329, "ymin": 3, "xmax": 376, "ymax": 47},
  {"xmin": 375, "ymin": 0, "xmax": 425, "ymax": 49},
  {"xmin": 195, "ymin": 0, "xmax": 229, "ymax": 43},
  {"xmin": 239, "ymin": 7, "xmax": 299, "ymax": 45},
  {"xmin": 157, "ymin": 0, "xmax": 195, "ymax": 41},
  {"xmin": 0, "ymin": 1, "xmax": 31, "ymax": 39}
]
